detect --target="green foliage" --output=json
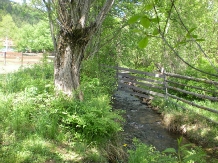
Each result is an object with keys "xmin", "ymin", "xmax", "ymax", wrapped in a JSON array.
[
  {"xmin": 167, "ymin": 56, "xmax": 218, "ymax": 100},
  {"xmin": 151, "ymin": 96, "xmax": 218, "ymax": 151},
  {"xmin": 140, "ymin": 17, "xmax": 151, "ymax": 28},
  {"xmin": 163, "ymin": 137, "xmax": 206, "ymax": 163},
  {"xmin": 124, "ymin": 0, "xmax": 218, "ymax": 75},
  {"xmin": 0, "ymin": 14, "xmax": 18, "ymax": 40},
  {"xmin": 0, "ymin": 60, "xmax": 123, "ymax": 162},
  {"xmin": 138, "ymin": 37, "xmax": 149, "ymax": 48},
  {"xmin": 0, "ymin": 0, "xmax": 41, "ymax": 26},
  {"xmin": 1, "ymin": 60, "xmax": 54, "ymax": 93},
  {"xmin": 81, "ymin": 57, "xmax": 117, "ymax": 96},
  {"xmin": 50, "ymin": 94, "xmax": 123, "ymax": 142},
  {"xmin": 128, "ymin": 137, "xmax": 206, "ymax": 163},
  {"xmin": 128, "ymin": 15, "xmax": 141, "ymax": 24},
  {"xmin": 0, "ymin": 2, "xmax": 51, "ymax": 52},
  {"xmin": 17, "ymin": 20, "xmax": 53, "ymax": 52}
]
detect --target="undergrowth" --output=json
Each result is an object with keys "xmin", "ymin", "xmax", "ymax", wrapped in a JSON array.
[
  {"xmin": 151, "ymin": 97, "xmax": 218, "ymax": 162},
  {"xmin": 128, "ymin": 137, "xmax": 207, "ymax": 163},
  {"xmin": 1, "ymin": 59, "xmax": 216, "ymax": 162},
  {"xmin": 0, "ymin": 60, "xmax": 125, "ymax": 162}
]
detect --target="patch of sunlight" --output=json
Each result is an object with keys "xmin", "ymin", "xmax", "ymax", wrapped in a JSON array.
[
  {"xmin": 58, "ymin": 151, "xmax": 82, "ymax": 162},
  {"xmin": 16, "ymin": 136, "xmax": 83, "ymax": 162},
  {"xmin": 200, "ymin": 128, "xmax": 211, "ymax": 136},
  {"xmin": 21, "ymin": 136, "xmax": 50, "ymax": 148},
  {"xmin": 53, "ymin": 144, "xmax": 83, "ymax": 162},
  {"xmin": 85, "ymin": 147, "xmax": 106, "ymax": 162},
  {"xmin": 16, "ymin": 151, "xmax": 32, "ymax": 162},
  {"xmin": 2, "ymin": 131, "xmax": 16, "ymax": 146},
  {"xmin": 162, "ymin": 113, "xmax": 175, "ymax": 126},
  {"xmin": 214, "ymin": 136, "xmax": 218, "ymax": 141}
]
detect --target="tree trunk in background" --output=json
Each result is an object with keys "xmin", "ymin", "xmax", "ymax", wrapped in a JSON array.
[{"xmin": 43, "ymin": 0, "xmax": 115, "ymax": 100}]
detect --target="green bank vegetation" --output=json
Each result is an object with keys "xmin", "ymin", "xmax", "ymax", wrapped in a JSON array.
[
  {"xmin": 0, "ymin": 58, "xmax": 216, "ymax": 163},
  {"xmin": 0, "ymin": 0, "xmax": 217, "ymax": 162}
]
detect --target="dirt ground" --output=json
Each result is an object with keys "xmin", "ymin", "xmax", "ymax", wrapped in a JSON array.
[{"xmin": 0, "ymin": 55, "xmax": 42, "ymax": 74}]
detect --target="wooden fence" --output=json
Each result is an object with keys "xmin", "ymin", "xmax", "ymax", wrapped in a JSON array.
[
  {"xmin": 0, "ymin": 52, "xmax": 43, "ymax": 66},
  {"xmin": 106, "ymin": 65, "xmax": 218, "ymax": 125}
]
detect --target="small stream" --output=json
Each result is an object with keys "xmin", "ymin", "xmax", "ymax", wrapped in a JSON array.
[{"xmin": 112, "ymin": 90, "xmax": 187, "ymax": 151}]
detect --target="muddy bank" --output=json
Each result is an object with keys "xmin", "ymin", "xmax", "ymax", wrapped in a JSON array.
[{"xmin": 112, "ymin": 90, "xmax": 186, "ymax": 151}]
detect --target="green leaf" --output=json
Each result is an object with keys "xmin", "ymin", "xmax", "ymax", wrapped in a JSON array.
[
  {"xmin": 150, "ymin": 17, "xmax": 159, "ymax": 23},
  {"xmin": 145, "ymin": 4, "xmax": 153, "ymax": 11},
  {"xmin": 138, "ymin": 37, "xmax": 149, "ymax": 48},
  {"xmin": 189, "ymin": 27, "xmax": 197, "ymax": 33},
  {"xmin": 128, "ymin": 15, "xmax": 141, "ymax": 24},
  {"xmin": 192, "ymin": 35, "xmax": 198, "ymax": 38},
  {"xmin": 152, "ymin": 28, "xmax": 159, "ymax": 35},
  {"xmin": 140, "ymin": 17, "xmax": 150, "ymax": 28},
  {"xmin": 162, "ymin": 148, "xmax": 177, "ymax": 153},
  {"xmin": 196, "ymin": 38, "xmax": 205, "ymax": 41},
  {"xmin": 186, "ymin": 34, "xmax": 197, "ymax": 39},
  {"xmin": 179, "ymin": 41, "xmax": 187, "ymax": 44},
  {"xmin": 132, "ymin": 29, "xmax": 141, "ymax": 33},
  {"xmin": 183, "ymin": 153, "xmax": 202, "ymax": 162}
]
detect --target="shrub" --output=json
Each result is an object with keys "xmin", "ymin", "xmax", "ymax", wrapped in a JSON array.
[{"xmin": 50, "ymin": 94, "xmax": 123, "ymax": 142}]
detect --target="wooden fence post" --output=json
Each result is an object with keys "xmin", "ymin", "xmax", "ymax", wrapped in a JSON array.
[
  {"xmin": 21, "ymin": 52, "xmax": 23, "ymax": 66},
  {"xmin": 4, "ymin": 52, "xmax": 6, "ymax": 65},
  {"xmin": 162, "ymin": 68, "xmax": 168, "ymax": 99},
  {"xmin": 116, "ymin": 63, "xmax": 119, "ymax": 90}
]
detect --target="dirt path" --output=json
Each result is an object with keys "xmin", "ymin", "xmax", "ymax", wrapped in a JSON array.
[
  {"xmin": 0, "ymin": 64, "xmax": 22, "ymax": 74},
  {"xmin": 112, "ymin": 90, "xmax": 186, "ymax": 151}
]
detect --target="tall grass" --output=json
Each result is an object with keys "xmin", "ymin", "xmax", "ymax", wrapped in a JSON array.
[
  {"xmin": 0, "ymin": 60, "xmax": 124, "ymax": 162},
  {"xmin": 151, "ymin": 97, "xmax": 218, "ymax": 150}
]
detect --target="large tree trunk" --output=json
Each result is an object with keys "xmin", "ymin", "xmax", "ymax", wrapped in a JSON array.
[
  {"xmin": 43, "ymin": 0, "xmax": 114, "ymax": 100},
  {"xmin": 54, "ymin": 29, "xmax": 88, "ymax": 100}
]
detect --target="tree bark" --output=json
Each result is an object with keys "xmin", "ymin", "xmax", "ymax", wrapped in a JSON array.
[
  {"xmin": 54, "ymin": 29, "xmax": 88, "ymax": 100},
  {"xmin": 43, "ymin": 0, "xmax": 114, "ymax": 100}
]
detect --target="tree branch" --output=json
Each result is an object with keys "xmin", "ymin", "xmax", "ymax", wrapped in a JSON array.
[
  {"xmin": 94, "ymin": 0, "xmax": 115, "ymax": 29},
  {"xmin": 153, "ymin": 4, "xmax": 218, "ymax": 78}
]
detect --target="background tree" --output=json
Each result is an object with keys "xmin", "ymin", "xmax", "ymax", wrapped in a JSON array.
[
  {"xmin": 16, "ymin": 20, "xmax": 53, "ymax": 52},
  {"xmin": 125, "ymin": 0, "xmax": 218, "ymax": 76}
]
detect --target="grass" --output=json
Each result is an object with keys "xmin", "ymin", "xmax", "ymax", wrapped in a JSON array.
[
  {"xmin": 151, "ymin": 97, "xmax": 218, "ymax": 162},
  {"xmin": 0, "ymin": 60, "xmax": 126, "ymax": 162},
  {"xmin": 128, "ymin": 137, "xmax": 208, "ymax": 163},
  {"xmin": 1, "ymin": 59, "xmax": 217, "ymax": 162}
]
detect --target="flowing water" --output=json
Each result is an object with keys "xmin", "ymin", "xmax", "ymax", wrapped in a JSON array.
[{"xmin": 112, "ymin": 90, "xmax": 187, "ymax": 151}]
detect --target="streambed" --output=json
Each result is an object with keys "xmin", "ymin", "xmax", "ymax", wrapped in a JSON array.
[{"xmin": 112, "ymin": 90, "xmax": 186, "ymax": 151}]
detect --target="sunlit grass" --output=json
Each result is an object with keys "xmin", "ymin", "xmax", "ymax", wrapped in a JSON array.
[
  {"xmin": 0, "ymin": 61, "xmax": 125, "ymax": 162},
  {"xmin": 152, "ymin": 97, "xmax": 218, "ymax": 148}
]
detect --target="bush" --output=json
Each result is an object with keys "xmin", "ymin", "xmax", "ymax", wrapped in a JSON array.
[{"xmin": 50, "ymin": 94, "xmax": 123, "ymax": 142}]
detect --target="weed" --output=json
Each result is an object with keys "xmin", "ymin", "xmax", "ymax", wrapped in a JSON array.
[
  {"xmin": 0, "ymin": 60, "xmax": 124, "ymax": 162},
  {"xmin": 128, "ymin": 137, "xmax": 206, "ymax": 163}
]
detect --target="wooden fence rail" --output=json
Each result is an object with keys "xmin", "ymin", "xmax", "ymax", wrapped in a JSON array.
[
  {"xmin": 0, "ymin": 52, "xmax": 23, "ymax": 65},
  {"xmin": 0, "ymin": 52, "xmax": 43, "ymax": 66},
  {"xmin": 103, "ymin": 65, "xmax": 218, "ymax": 125}
]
